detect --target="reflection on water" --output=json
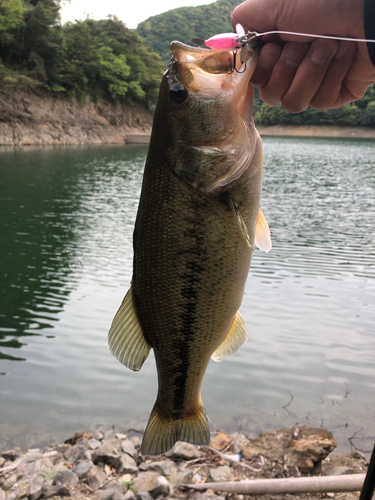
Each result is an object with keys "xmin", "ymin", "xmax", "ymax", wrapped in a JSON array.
[{"xmin": 0, "ymin": 139, "xmax": 374, "ymax": 454}]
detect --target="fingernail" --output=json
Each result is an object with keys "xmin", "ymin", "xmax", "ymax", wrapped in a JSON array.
[
  {"xmin": 285, "ymin": 43, "xmax": 307, "ymax": 66},
  {"xmin": 311, "ymin": 40, "xmax": 335, "ymax": 64}
]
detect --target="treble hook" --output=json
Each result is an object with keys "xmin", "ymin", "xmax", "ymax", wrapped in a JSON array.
[{"xmin": 225, "ymin": 51, "xmax": 247, "ymax": 74}]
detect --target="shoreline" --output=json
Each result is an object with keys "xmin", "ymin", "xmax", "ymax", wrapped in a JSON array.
[
  {"xmin": 0, "ymin": 426, "xmax": 369, "ymax": 500},
  {"xmin": 1, "ymin": 123, "xmax": 375, "ymax": 148},
  {"xmin": 125, "ymin": 125, "xmax": 375, "ymax": 144},
  {"xmin": 257, "ymin": 125, "xmax": 375, "ymax": 139}
]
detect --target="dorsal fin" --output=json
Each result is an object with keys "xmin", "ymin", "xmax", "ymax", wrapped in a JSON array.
[
  {"xmin": 211, "ymin": 312, "xmax": 248, "ymax": 362},
  {"xmin": 108, "ymin": 286, "xmax": 151, "ymax": 372},
  {"xmin": 255, "ymin": 206, "xmax": 272, "ymax": 252}
]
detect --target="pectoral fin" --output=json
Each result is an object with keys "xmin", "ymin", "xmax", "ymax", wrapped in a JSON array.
[
  {"xmin": 255, "ymin": 206, "xmax": 272, "ymax": 253},
  {"xmin": 211, "ymin": 312, "xmax": 248, "ymax": 362},
  {"xmin": 227, "ymin": 193, "xmax": 253, "ymax": 249},
  {"xmin": 108, "ymin": 286, "xmax": 151, "ymax": 371},
  {"xmin": 173, "ymin": 145, "xmax": 226, "ymax": 188}
]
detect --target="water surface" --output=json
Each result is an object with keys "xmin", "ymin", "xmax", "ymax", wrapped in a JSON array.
[{"xmin": 0, "ymin": 138, "xmax": 374, "ymax": 454}]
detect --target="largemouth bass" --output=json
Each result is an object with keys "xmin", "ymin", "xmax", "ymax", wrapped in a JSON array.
[{"xmin": 108, "ymin": 41, "xmax": 271, "ymax": 456}]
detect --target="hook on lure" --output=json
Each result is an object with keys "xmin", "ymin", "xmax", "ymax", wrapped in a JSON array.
[{"xmin": 191, "ymin": 24, "xmax": 258, "ymax": 74}]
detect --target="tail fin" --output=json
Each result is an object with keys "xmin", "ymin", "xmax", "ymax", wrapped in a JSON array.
[{"xmin": 140, "ymin": 400, "xmax": 210, "ymax": 456}]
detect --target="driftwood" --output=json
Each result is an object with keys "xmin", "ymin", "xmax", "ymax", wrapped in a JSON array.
[{"xmin": 186, "ymin": 474, "xmax": 366, "ymax": 495}]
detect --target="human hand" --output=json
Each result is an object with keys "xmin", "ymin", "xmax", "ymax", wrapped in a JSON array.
[{"xmin": 232, "ymin": 0, "xmax": 375, "ymax": 112}]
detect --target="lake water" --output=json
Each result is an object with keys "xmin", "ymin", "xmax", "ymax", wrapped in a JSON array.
[{"xmin": 0, "ymin": 137, "xmax": 374, "ymax": 455}]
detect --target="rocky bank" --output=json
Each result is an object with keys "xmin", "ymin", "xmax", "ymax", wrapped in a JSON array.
[
  {"xmin": 0, "ymin": 89, "xmax": 153, "ymax": 146},
  {"xmin": 0, "ymin": 426, "xmax": 369, "ymax": 500}
]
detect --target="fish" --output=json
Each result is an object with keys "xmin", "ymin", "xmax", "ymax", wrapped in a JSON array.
[{"xmin": 108, "ymin": 40, "xmax": 271, "ymax": 456}]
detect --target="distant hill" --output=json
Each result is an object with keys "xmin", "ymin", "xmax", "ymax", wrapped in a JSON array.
[{"xmin": 137, "ymin": 0, "xmax": 242, "ymax": 64}]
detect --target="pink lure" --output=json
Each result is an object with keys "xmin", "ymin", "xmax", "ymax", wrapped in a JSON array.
[
  {"xmin": 203, "ymin": 23, "xmax": 246, "ymax": 50},
  {"xmin": 203, "ymin": 33, "xmax": 242, "ymax": 50}
]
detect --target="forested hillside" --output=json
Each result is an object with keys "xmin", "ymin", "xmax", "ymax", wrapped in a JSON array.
[
  {"xmin": 0, "ymin": 0, "xmax": 164, "ymax": 107},
  {"xmin": 137, "ymin": 0, "xmax": 241, "ymax": 64}
]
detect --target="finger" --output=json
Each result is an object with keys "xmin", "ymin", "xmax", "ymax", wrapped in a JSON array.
[
  {"xmin": 281, "ymin": 39, "xmax": 339, "ymax": 112},
  {"xmin": 258, "ymin": 42, "xmax": 310, "ymax": 106},
  {"xmin": 310, "ymin": 41, "xmax": 357, "ymax": 109},
  {"xmin": 251, "ymin": 43, "xmax": 283, "ymax": 87}
]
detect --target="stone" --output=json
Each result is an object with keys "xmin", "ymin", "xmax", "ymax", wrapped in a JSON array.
[
  {"xmin": 88, "ymin": 438, "xmax": 102, "ymax": 450},
  {"xmin": 51, "ymin": 444, "xmax": 71, "ymax": 454},
  {"xmin": 52, "ymin": 470, "xmax": 79, "ymax": 489},
  {"xmin": 2, "ymin": 473, "xmax": 20, "ymax": 491},
  {"xmin": 0, "ymin": 458, "xmax": 5, "ymax": 468},
  {"xmin": 192, "ymin": 473, "xmax": 202, "ymax": 483},
  {"xmin": 229, "ymin": 433, "xmax": 250, "ymax": 454},
  {"xmin": 28, "ymin": 475, "xmax": 45, "ymax": 496},
  {"xmin": 100, "ymin": 440, "xmax": 122, "ymax": 456},
  {"xmin": 169, "ymin": 469, "xmax": 194, "ymax": 486},
  {"xmin": 41, "ymin": 484, "xmax": 71, "ymax": 498},
  {"xmin": 147, "ymin": 459, "xmax": 178, "ymax": 478},
  {"xmin": 117, "ymin": 454, "xmax": 139, "ymax": 475},
  {"xmin": 86, "ymin": 466, "xmax": 107, "ymax": 490},
  {"xmin": 130, "ymin": 437, "xmax": 141, "ymax": 450},
  {"xmin": 209, "ymin": 433, "xmax": 231, "ymax": 451},
  {"xmin": 104, "ymin": 431, "xmax": 117, "ymax": 441},
  {"xmin": 92, "ymin": 490, "xmax": 114, "ymax": 500},
  {"xmin": 123, "ymin": 490, "xmax": 136, "ymax": 500},
  {"xmin": 165, "ymin": 442, "xmax": 201, "ymax": 460},
  {"xmin": 241, "ymin": 425, "xmax": 337, "ymax": 473},
  {"xmin": 0, "ymin": 489, "xmax": 5, "ymax": 500},
  {"xmin": 121, "ymin": 440, "xmax": 137, "ymax": 458},
  {"xmin": 135, "ymin": 493, "xmax": 153, "ymax": 500},
  {"xmin": 29, "ymin": 486, "xmax": 44, "ymax": 500},
  {"xmin": 198, "ymin": 494, "xmax": 226, "ymax": 500},
  {"xmin": 95, "ymin": 430, "xmax": 105, "ymax": 441},
  {"xmin": 119, "ymin": 474, "xmax": 132, "ymax": 485},
  {"xmin": 63, "ymin": 445, "xmax": 80, "ymax": 463},
  {"xmin": 101, "ymin": 480, "xmax": 125, "ymax": 500},
  {"xmin": 132, "ymin": 472, "xmax": 170, "ymax": 498},
  {"xmin": 33, "ymin": 457, "xmax": 55, "ymax": 476},
  {"xmin": 116, "ymin": 434, "xmax": 128, "ymax": 441},
  {"xmin": 72, "ymin": 460, "xmax": 93, "ymax": 478},
  {"xmin": 209, "ymin": 465, "xmax": 233, "ymax": 482}
]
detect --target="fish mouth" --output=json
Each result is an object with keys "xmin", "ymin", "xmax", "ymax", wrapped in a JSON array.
[
  {"xmin": 168, "ymin": 42, "xmax": 259, "ymax": 193},
  {"xmin": 169, "ymin": 41, "xmax": 257, "ymax": 103}
]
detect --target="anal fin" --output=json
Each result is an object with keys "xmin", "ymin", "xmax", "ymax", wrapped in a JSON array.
[
  {"xmin": 211, "ymin": 312, "xmax": 248, "ymax": 362},
  {"xmin": 108, "ymin": 286, "xmax": 151, "ymax": 372}
]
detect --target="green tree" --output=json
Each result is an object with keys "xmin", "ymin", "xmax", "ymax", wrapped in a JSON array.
[{"xmin": 0, "ymin": 0, "xmax": 24, "ymax": 32}]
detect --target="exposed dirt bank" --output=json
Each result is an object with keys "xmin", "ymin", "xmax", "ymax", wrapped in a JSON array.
[
  {"xmin": 0, "ymin": 88, "xmax": 153, "ymax": 146},
  {"xmin": 1, "ymin": 89, "xmax": 375, "ymax": 147},
  {"xmin": 258, "ymin": 124, "xmax": 375, "ymax": 139}
]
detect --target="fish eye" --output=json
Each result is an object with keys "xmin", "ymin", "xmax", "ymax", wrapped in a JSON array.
[{"xmin": 169, "ymin": 83, "xmax": 188, "ymax": 104}]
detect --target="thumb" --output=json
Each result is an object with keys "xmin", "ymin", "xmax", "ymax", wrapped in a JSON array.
[{"xmin": 232, "ymin": 0, "xmax": 281, "ymax": 34}]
